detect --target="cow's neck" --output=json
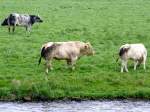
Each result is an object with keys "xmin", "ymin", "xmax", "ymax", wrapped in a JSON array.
[
  {"xmin": 30, "ymin": 16, "xmax": 35, "ymax": 25},
  {"xmin": 30, "ymin": 20, "xmax": 35, "ymax": 25}
]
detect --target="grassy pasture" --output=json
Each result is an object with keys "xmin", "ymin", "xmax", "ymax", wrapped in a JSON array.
[{"xmin": 0, "ymin": 0, "xmax": 150, "ymax": 101}]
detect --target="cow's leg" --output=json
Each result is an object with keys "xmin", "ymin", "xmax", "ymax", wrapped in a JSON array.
[
  {"xmin": 124, "ymin": 61, "xmax": 128, "ymax": 72},
  {"xmin": 25, "ymin": 26, "xmax": 28, "ymax": 31},
  {"xmin": 26, "ymin": 26, "xmax": 31, "ymax": 36},
  {"xmin": 12, "ymin": 25, "xmax": 15, "ymax": 32},
  {"xmin": 8, "ymin": 26, "xmax": 11, "ymax": 33},
  {"xmin": 67, "ymin": 59, "xmax": 71, "ymax": 66},
  {"xmin": 70, "ymin": 56, "xmax": 78, "ymax": 70},
  {"xmin": 49, "ymin": 60, "xmax": 53, "ymax": 70},
  {"xmin": 143, "ymin": 55, "xmax": 147, "ymax": 70},
  {"xmin": 26, "ymin": 25, "xmax": 31, "ymax": 32},
  {"xmin": 45, "ymin": 61, "xmax": 50, "ymax": 74},
  {"xmin": 121, "ymin": 60, "xmax": 125, "ymax": 73},
  {"xmin": 143, "ymin": 61, "xmax": 146, "ymax": 70},
  {"xmin": 134, "ymin": 61, "xmax": 138, "ymax": 70},
  {"xmin": 67, "ymin": 60, "xmax": 71, "ymax": 65},
  {"xmin": 121, "ymin": 60, "xmax": 128, "ymax": 72},
  {"xmin": 45, "ymin": 59, "xmax": 53, "ymax": 74}
]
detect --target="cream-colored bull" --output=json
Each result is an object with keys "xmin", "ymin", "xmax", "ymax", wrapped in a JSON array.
[{"xmin": 39, "ymin": 41, "xmax": 94, "ymax": 74}]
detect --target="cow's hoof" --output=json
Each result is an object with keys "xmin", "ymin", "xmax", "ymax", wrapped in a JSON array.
[
  {"xmin": 71, "ymin": 67, "xmax": 75, "ymax": 71},
  {"xmin": 50, "ymin": 67, "xmax": 53, "ymax": 70},
  {"xmin": 26, "ymin": 35, "xmax": 30, "ymax": 37},
  {"xmin": 45, "ymin": 69, "xmax": 49, "ymax": 74}
]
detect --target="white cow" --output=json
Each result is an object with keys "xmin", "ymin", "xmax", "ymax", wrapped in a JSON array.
[{"xmin": 119, "ymin": 43, "xmax": 147, "ymax": 72}]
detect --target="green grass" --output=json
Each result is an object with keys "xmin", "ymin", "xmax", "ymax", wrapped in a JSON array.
[{"xmin": 1, "ymin": 0, "xmax": 150, "ymax": 101}]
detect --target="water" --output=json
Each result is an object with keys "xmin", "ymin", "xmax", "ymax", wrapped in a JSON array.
[{"xmin": 0, "ymin": 100, "xmax": 150, "ymax": 112}]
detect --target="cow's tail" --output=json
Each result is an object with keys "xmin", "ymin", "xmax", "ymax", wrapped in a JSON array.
[
  {"xmin": 38, "ymin": 46, "xmax": 45, "ymax": 65},
  {"xmin": 113, "ymin": 53, "xmax": 119, "ymax": 63},
  {"xmin": 116, "ymin": 57, "xmax": 119, "ymax": 62},
  {"xmin": 38, "ymin": 57, "xmax": 42, "ymax": 66}
]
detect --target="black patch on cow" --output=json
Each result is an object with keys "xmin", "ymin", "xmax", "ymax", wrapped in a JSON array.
[
  {"xmin": 1, "ymin": 18, "xmax": 8, "ymax": 26},
  {"xmin": 138, "ymin": 56, "xmax": 144, "ymax": 64},
  {"xmin": 119, "ymin": 48, "xmax": 129, "ymax": 56},
  {"xmin": 8, "ymin": 14, "xmax": 16, "ymax": 26},
  {"xmin": 38, "ymin": 44, "xmax": 57, "ymax": 65},
  {"xmin": 30, "ymin": 15, "xmax": 43, "ymax": 25},
  {"xmin": 2, "ymin": 14, "xmax": 16, "ymax": 26},
  {"xmin": 30, "ymin": 15, "xmax": 36, "ymax": 25}
]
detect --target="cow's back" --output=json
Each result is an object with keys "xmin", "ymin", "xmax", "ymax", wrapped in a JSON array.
[
  {"xmin": 128, "ymin": 44, "xmax": 147, "ymax": 59},
  {"xmin": 11, "ymin": 13, "xmax": 30, "ymax": 26},
  {"xmin": 56, "ymin": 42, "xmax": 80, "ymax": 58},
  {"xmin": 53, "ymin": 41, "xmax": 82, "ymax": 59},
  {"xmin": 42, "ymin": 41, "xmax": 84, "ymax": 59}
]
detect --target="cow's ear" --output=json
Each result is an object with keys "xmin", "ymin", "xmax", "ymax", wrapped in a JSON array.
[
  {"xmin": 30, "ymin": 15, "xmax": 36, "ymax": 19},
  {"xmin": 33, "ymin": 16, "xmax": 37, "ymax": 20},
  {"xmin": 87, "ymin": 42, "xmax": 91, "ymax": 46},
  {"xmin": 87, "ymin": 42, "xmax": 90, "ymax": 44}
]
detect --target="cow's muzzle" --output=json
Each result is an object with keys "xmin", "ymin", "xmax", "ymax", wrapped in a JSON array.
[{"xmin": 39, "ymin": 20, "xmax": 43, "ymax": 22}]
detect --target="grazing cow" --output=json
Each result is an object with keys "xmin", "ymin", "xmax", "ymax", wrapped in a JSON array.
[
  {"xmin": 39, "ymin": 41, "xmax": 95, "ymax": 74},
  {"xmin": 119, "ymin": 43, "xmax": 147, "ymax": 73},
  {"xmin": 1, "ymin": 13, "xmax": 43, "ymax": 32}
]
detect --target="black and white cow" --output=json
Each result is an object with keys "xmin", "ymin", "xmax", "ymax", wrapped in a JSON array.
[{"xmin": 1, "ymin": 13, "xmax": 43, "ymax": 32}]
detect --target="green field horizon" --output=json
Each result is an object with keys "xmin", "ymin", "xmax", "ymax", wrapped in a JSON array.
[{"xmin": 0, "ymin": 0, "xmax": 150, "ymax": 101}]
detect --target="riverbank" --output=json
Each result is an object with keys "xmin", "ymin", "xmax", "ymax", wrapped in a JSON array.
[
  {"xmin": 1, "ymin": 100, "xmax": 150, "ymax": 112},
  {"xmin": 1, "ymin": 0, "xmax": 150, "ymax": 101},
  {"xmin": 1, "ymin": 72, "xmax": 150, "ymax": 102}
]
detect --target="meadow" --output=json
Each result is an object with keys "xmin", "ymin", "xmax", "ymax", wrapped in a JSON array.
[{"xmin": 0, "ymin": 0, "xmax": 150, "ymax": 101}]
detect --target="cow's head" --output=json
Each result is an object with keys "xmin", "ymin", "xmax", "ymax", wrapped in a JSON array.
[
  {"xmin": 83, "ymin": 42, "xmax": 95, "ymax": 56},
  {"xmin": 30, "ymin": 15, "xmax": 43, "ymax": 24},
  {"xmin": 1, "ymin": 18, "xmax": 8, "ymax": 26}
]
